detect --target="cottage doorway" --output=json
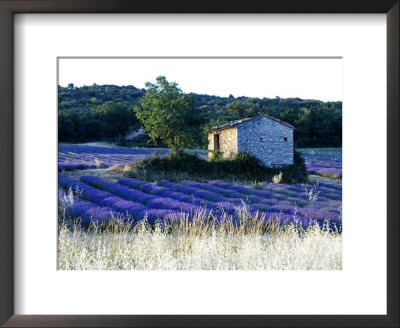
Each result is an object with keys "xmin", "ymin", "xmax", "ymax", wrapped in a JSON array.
[{"xmin": 213, "ymin": 134, "xmax": 220, "ymax": 150}]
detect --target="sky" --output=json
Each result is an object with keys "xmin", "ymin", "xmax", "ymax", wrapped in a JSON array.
[{"xmin": 58, "ymin": 58, "xmax": 343, "ymax": 102}]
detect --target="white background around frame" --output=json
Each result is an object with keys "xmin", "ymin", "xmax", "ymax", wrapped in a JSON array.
[{"xmin": 14, "ymin": 14, "xmax": 386, "ymax": 315}]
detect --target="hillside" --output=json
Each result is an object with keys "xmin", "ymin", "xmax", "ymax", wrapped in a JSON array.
[{"xmin": 58, "ymin": 84, "xmax": 342, "ymax": 148}]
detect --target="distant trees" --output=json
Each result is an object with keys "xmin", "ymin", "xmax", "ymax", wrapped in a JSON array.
[
  {"xmin": 134, "ymin": 76, "xmax": 204, "ymax": 153},
  {"xmin": 226, "ymin": 99, "xmax": 260, "ymax": 120},
  {"xmin": 92, "ymin": 100, "xmax": 134, "ymax": 139},
  {"xmin": 58, "ymin": 83, "xmax": 342, "ymax": 148},
  {"xmin": 58, "ymin": 99, "xmax": 136, "ymax": 142},
  {"xmin": 291, "ymin": 105, "xmax": 342, "ymax": 147},
  {"xmin": 58, "ymin": 84, "xmax": 143, "ymax": 142}
]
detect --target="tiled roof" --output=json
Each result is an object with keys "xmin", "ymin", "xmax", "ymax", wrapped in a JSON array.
[{"xmin": 208, "ymin": 115, "xmax": 294, "ymax": 132}]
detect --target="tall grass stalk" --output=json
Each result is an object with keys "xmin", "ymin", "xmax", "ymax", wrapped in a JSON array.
[{"xmin": 58, "ymin": 211, "xmax": 342, "ymax": 270}]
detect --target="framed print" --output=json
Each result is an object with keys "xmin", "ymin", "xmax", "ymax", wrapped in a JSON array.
[{"xmin": 0, "ymin": 1, "xmax": 398, "ymax": 327}]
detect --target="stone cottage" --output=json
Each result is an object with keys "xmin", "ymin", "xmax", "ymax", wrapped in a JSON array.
[{"xmin": 208, "ymin": 115, "xmax": 294, "ymax": 167}]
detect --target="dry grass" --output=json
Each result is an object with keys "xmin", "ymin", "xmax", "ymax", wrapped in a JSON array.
[{"xmin": 58, "ymin": 210, "xmax": 342, "ymax": 270}]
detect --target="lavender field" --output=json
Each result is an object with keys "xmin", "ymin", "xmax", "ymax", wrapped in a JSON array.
[
  {"xmin": 58, "ymin": 145, "xmax": 342, "ymax": 270},
  {"xmin": 299, "ymin": 148, "xmax": 342, "ymax": 179},
  {"xmin": 58, "ymin": 174, "xmax": 342, "ymax": 270},
  {"xmin": 59, "ymin": 173, "xmax": 341, "ymax": 229},
  {"xmin": 58, "ymin": 144, "xmax": 168, "ymax": 171},
  {"xmin": 58, "ymin": 145, "xmax": 342, "ymax": 229},
  {"xmin": 59, "ymin": 144, "xmax": 342, "ymax": 181}
]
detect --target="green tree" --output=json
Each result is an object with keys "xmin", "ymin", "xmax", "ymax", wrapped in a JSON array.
[
  {"xmin": 91, "ymin": 100, "xmax": 133, "ymax": 139},
  {"xmin": 134, "ymin": 76, "xmax": 203, "ymax": 154},
  {"xmin": 58, "ymin": 111, "xmax": 76, "ymax": 141},
  {"xmin": 226, "ymin": 99, "xmax": 260, "ymax": 120}
]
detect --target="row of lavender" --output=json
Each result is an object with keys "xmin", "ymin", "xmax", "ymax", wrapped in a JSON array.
[
  {"xmin": 160, "ymin": 180, "xmax": 341, "ymax": 225},
  {"xmin": 58, "ymin": 144, "xmax": 167, "ymax": 171},
  {"xmin": 58, "ymin": 173, "xmax": 342, "ymax": 229},
  {"xmin": 299, "ymin": 149, "xmax": 342, "ymax": 178}
]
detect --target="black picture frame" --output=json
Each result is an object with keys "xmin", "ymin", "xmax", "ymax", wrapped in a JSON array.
[{"xmin": 0, "ymin": 1, "xmax": 398, "ymax": 327}]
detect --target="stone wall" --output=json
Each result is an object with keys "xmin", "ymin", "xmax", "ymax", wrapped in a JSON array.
[
  {"xmin": 207, "ymin": 133, "xmax": 214, "ymax": 154},
  {"xmin": 208, "ymin": 127, "xmax": 238, "ymax": 159},
  {"xmin": 237, "ymin": 116, "xmax": 293, "ymax": 166}
]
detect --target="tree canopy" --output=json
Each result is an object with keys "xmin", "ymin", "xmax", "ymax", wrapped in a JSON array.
[
  {"xmin": 133, "ymin": 76, "xmax": 204, "ymax": 153},
  {"xmin": 58, "ymin": 84, "xmax": 142, "ymax": 142}
]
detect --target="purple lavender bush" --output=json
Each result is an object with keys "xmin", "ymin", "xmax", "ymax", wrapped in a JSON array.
[
  {"xmin": 59, "ymin": 173, "xmax": 342, "ymax": 231},
  {"xmin": 300, "ymin": 149, "xmax": 342, "ymax": 178},
  {"xmin": 58, "ymin": 144, "xmax": 168, "ymax": 171}
]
